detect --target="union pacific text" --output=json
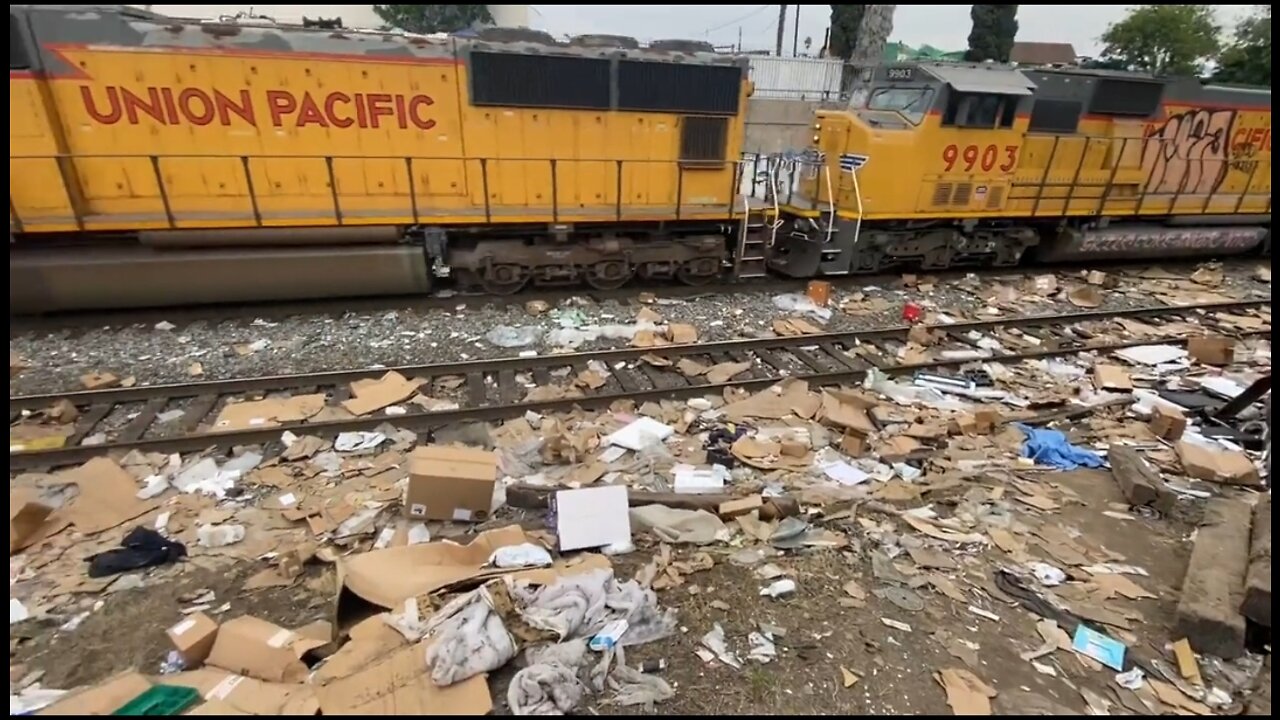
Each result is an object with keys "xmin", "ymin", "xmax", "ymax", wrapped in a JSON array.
[{"xmin": 78, "ymin": 86, "xmax": 436, "ymax": 130}]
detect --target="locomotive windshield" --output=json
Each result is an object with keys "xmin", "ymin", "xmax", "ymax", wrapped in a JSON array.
[{"xmin": 867, "ymin": 87, "xmax": 932, "ymax": 124}]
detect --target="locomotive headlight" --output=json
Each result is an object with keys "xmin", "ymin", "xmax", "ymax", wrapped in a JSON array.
[{"xmin": 813, "ymin": 135, "xmax": 820, "ymax": 143}]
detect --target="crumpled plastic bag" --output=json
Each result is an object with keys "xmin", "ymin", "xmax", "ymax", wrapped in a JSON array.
[
  {"xmin": 486, "ymin": 325, "xmax": 544, "ymax": 348},
  {"xmin": 1015, "ymin": 423, "xmax": 1104, "ymax": 470}
]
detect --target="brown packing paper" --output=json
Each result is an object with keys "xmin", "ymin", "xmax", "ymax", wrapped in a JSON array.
[{"xmin": 340, "ymin": 524, "xmax": 611, "ymax": 609}]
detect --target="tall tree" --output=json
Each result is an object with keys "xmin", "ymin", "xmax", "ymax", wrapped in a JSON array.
[
  {"xmin": 965, "ymin": 5, "xmax": 1019, "ymax": 63},
  {"xmin": 1214, "ymin": 5, "xmax": 1271, "ymax": 85},
  {"xmin": 829, "ymin": 5, "xmax": 867, "ymax": 60},
  {"xmin": 1099, "ymin": 5, "xmax": 1220, "ymax": 76},
  {"xmin": 850, "ymin": 4, "xmax": 896, "ymax": 66},
  {"xmin": 372, "ymin": 4, "xmax": 493, "ymax": 34}
]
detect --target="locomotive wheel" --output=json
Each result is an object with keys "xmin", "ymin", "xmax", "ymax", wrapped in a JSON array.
[
  {"xmin": 676, "ymin": 259, "xmax": 719, "ymax": 286},
  {"xmin": 584, "ymin": 260, "xmax": 633, "ymax": 291},
  {"xmin": 480, "ymin": 263, "xmax": 529, "ymax": 295}
]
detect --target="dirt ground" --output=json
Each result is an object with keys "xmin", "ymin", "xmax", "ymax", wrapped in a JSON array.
[{"xmin": 12, "ymin": 466, "xmax": 1264, "ymax": 715}]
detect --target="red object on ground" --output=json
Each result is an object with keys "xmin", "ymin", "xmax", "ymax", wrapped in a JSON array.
[{"xmin": 902, "ymin": 302, "xmax": 923, "ymax": 324}]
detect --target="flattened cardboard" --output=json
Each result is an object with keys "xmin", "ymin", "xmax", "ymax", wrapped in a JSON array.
[
  {"xmin": 167, "ymin": 667, "xmax": 318, "ymax": 715},
  {"xmin": 36, "ymin": 671, "xmax": 152, "ymax": 715},
  {"xmin": 51, "ymin": 458, "xmax": 158, "ymax": 535},
  {"xmin": 405, "ymin": 445, "xmax": 497, "ymax": 522},
  {"xmin": 1187, "ymin": 336, "xmax": 1234, "ymax": 366},
  {"xmin": 204, "ymin": 615, "xmax": 326, "ymax": 683},
  {"xmin": 10, "ymin": 498, "xmax": 54, "ymax": 555},
  {"xmin": 340, "ymin": 524, "xmax": 611, "ymax": 608},
  {"xmin": 343, "ymin": 371, "xmax": 421, "ymax": 416},
  {"xmin": 212, "ymin": 394, "xmax": 326, "ymax": 431},
  {"xmin": 1094, "ymin": 364, "xmax": 1133, "ymax": 391},
  {"xmin": 554, "ymin": 485, "xmax": 631, "ymax": 551},
  {"xmin": 1176, "ymin": 439, "xmax": 1260, "ymax": 486},
  {"xmin": 168, "ymin": 611, "xmax": 219, "ymax": 667},
  {"xmin": 315, "ymin": 643, "xmax": 492, "ymax": 715}
]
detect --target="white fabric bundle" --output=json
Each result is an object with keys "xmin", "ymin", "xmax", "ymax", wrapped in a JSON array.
[
  {"xmin": 507, "ymin": 663, "xmax": 585, "ymax": 715},
  {"xmin": 423, "ymin": 589, "xmax": 517, "ymax": 686}
]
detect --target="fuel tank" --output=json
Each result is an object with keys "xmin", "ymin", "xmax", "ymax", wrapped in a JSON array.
[{"xmin": 11, "ymin": 244, "xmax": 430, "ymax": 313}]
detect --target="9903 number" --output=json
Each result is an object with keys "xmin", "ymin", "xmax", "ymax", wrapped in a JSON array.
[{"xmin": 942, "ymin": 144, "xmax": 1019, "ymax": 173}]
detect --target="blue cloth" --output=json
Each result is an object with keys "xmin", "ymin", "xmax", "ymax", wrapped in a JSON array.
[{"xmin": 1014, "ymin": 423, "xmax": 1105, "ymax": 470}]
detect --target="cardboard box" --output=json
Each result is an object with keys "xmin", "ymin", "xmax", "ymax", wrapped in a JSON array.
[
  {"xmin": 205, "ymin": 615, "xmax": 326, "ymax": 683},
  {"xmin": 1187, "ymin": 336, "xmax": 1234, "ymax": 366},
  {"xmin": 404, "ymin": 445, "xmax": 497, "ymax": 522},
  {"xmin": 1176, "ymin": 439, "xmax": 1261, "ymax": 486},
  {"xmin": 1149, "ymin": 404, "xmax": 1187, "ymax": 441},
  {"xmin": 168, "ymin": 611, "xmax": 219, "ymax": 667}
]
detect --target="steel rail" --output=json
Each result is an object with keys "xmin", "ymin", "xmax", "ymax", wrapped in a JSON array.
[
  {"xmin": 10, "ymin": 300, "xmax": 1268, "ymax": 410},
  {"xmin": 8, "ymin": 301, "xmax": 1270, "ymax": 470}
]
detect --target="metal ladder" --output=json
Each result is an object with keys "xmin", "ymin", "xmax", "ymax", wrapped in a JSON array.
[{"xmin": 733, "ymin": 203, "xmax": 771, "ymax": 278}]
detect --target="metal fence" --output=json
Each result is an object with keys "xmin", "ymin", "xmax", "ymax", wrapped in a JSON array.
[{"xmin": 747, "ymin": 56, "xmax": 845, "ymax": 101}]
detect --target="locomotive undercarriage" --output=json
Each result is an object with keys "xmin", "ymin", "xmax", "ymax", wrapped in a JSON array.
[
  {"xmin": 444, "ymin": 226, "xmax": 728, "ymax": 295},
  {"xmin": 767, "ymin": 217, "xmax": 1039, "ymax": 278},
  {"xmin": 766, "ymin": 215, "xmax": 1270, "ymax": 278}
]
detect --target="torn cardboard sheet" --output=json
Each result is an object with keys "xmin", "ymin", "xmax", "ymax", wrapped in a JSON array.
[
  {"xmin": 343, "ymin": 371, "xmax": 421, "ymax": 416},
  {"xmin": 721, "ymin": 379, "xmax": 821, "ymax": 421},
  {"xmin": 315, "ymin": 643, "xmax": 492, "ymax": 715},
  {"xmin": 167, "ymin": 667, "xmax": 319, "ymax": 715},
  {"xmin": 212, "ymin": 395, "xmax": 326, "ymax": 431},
  {"xmin": 49, "ymin": 458, "xmax": 159, "ymax": 535},
  {"xmin": 340, "ymin": 524, "xmax": 611, "ymax": 608}
]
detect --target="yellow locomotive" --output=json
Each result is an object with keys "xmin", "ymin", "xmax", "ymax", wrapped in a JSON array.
[
  {"xmin": 8, "ymin": 5, "xmax": 1272, "ymax": 312},
  {"xmin": 773, "ymin": 61, "xmax": 1271, "ymax": 277}
]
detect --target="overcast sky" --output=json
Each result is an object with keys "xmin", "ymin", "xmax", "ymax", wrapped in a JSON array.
[{"xmin": 146, "ymin": 5, "xmax": 1257, "ymax": 57}]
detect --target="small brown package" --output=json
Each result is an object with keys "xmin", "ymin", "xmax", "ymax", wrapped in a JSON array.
[
  {"xmin": 167, "ymin": 612, "xmax": 219, "ymax": 667},
  {"xmin": 404, "ymin": 445, "xmax": 497, "ymax": 522}
]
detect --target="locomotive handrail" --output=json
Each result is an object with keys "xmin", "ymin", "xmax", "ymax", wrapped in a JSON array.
[{"xmin": 10, "ymin": 152, "xmax": 782, "ymax": 232}]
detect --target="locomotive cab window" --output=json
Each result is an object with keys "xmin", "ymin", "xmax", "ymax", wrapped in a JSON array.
[
  {"xmin": 867, "ymin": 86, "xmax": 934, "ymax": 125},
  {"xmin": 943, "ymin": 91, "xmax": 1018, "ymax": 129}
]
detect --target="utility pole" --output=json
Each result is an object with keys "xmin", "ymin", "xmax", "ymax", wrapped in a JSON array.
[
  {"xmin": 737, "ymin": 26, "xmax": 743, "ymax": 53},
  {"xmin": 775, "ymin": 5, "xmax": 787, "ymax": 56},
  {"xmin": 792, "ymin": 4, "xmax": 800, "ymax": 56}
]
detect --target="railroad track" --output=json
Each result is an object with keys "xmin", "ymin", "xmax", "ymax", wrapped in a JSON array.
[
  {"xmin": 9, "ymin": 300, "xmax": 1270, "ymax": 470},
  {"xmin": 10, "ymin": 256, "xmax": 1266, "ymax": 333}
]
